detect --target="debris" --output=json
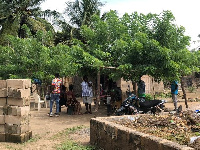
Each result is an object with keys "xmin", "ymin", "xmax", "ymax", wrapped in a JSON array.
[{"xmin": 110, "ymin": 110, "xmax": 200, "ymax": 149}]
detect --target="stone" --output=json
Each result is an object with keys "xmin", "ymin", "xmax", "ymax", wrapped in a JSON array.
[
  {"xmin": 0, "ymin": 133, "xmax": 6, "ymax": 142},
  {"xmin": 7, "ymin": 79, "xmax": 31, "ymax": 89},
  {"xmin": 5, "ymin": 124, "xmax": 30, "ymax": 134},
  {"xmin": 7, "ymin": 88, "xmax": 30, "ymax": 99},
  {"xmin": 7, "ymin": 97, "xmax": 30, "ymax": 107},
  {"xmin": 7, "ymin": 106, "xmax": 30, "ymax": 116},
  {"xmin": 0, "ymin": 115, "xmax": 5, "ymax": 124},
  {"xmin": 0, "ymin": 98, "xmax": 6, "ymax": 106},
  {"xmin": 0, "ymin": 80, "xmax": 7, "ymax": 89},
  {"xmin": 0, "ymin": 88, "xmax": 7, "ymax": 97},
  {"xmin": 5, "ymin": 115, "xmax": 30, "ymax": 125}
]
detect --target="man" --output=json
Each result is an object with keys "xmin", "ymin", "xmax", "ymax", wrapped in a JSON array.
[
  {"xmin": 81, "ymin": 75, "xmax": 93, "ymax": 114},
  {"xmin": 108, "ymin": 82, "xmax": 122, "ymax": 116},
  {"xmin": 49, "ymin": 73, "xmax": 62, "ymax": 117},
  {"xmin": 138, "ymin": 79, "xmax": 145, "ymax": 101},
  {"xmin": 171, "ymin": 81, "xmax": 178, "ymax": 111}
]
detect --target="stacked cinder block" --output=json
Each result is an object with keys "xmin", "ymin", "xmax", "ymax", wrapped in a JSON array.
[{"xmin": 0, "ymin": 79, "xmax": 32, "ymax": 143}]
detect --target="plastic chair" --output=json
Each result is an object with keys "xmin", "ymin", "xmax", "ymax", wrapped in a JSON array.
[{"xmin": 33, "ymin": 93, "xmax": 45, "ymax": 111}]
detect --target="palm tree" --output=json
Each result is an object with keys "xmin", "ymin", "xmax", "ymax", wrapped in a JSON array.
[
  {"xmin": 55, "ymin": 0, "xmax": 103, "ymax": 44},
  {"xmin": 0, "ymin": 0, "xmax": 55, "ymax": 44},
  {"xmin": 65, "ymin": 0, "xmax": 103, "ymax": 27}
]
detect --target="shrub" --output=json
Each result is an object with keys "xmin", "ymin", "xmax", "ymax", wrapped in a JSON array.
[{"xmin": 145, "ymin": 94, "xmax": 153, "ymax": 101}]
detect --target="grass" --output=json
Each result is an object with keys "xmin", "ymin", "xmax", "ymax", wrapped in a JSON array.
[
  {"xmin": 56, "ymin": 141, "xmax": 95, "ymax": 150},
  {"xmin": 53, "ymin": 126, "xmax": 96, "ymax": 150},
  {"xmin": 26, "ymin": 134, "xmax": 41, "ymax": 143}
]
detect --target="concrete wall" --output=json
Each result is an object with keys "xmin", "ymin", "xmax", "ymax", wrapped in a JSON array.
[{"xmin": 90, "ymin": 116, "xmax": 194, "ymax": 150}]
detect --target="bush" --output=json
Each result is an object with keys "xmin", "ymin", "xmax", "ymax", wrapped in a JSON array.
[
  {"xmin": 145, "ymin": 94, "xmax": 153, "ymax": 101},
  {"xmin": 155, "ymin": 92, "xmax": 172, "ymax": 98}
]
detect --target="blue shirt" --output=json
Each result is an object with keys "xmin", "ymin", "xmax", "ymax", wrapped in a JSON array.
[{"xmin": 171, "ymin": 81, "xmax": 178, "ymax": 95}]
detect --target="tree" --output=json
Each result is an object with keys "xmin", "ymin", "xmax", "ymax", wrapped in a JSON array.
[
  {"xmin": 65, "ymin": 0, "xmax": 103, "ymax": 27},
  {"xmin": 54, "ymin": 0, "xmax": 104, "ymax": 44},
  {"xmin": 0, "ymin": 30, "xmax": 103, "ymax": 83},
  {"xmin": 0, "ymin": 0, "xmax": 55, "ymax": 45},
  {"xmin": 80, "ymin": 10, "xmax": 199, "ymax": 107}
]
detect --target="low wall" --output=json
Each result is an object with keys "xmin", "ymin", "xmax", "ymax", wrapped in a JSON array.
[{"xmin": 90, "ymin": 116, "xmax": 194, "ymax": 150}]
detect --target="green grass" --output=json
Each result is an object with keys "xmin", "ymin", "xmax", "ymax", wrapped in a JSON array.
[
  {"xmin": 56, "ymin": 140, "xmax": 95, "ymax": 150},
  {"xmin": 26, "ymin": 134, "xmax": 41, "ymax": 143},
  {"xmin": 53, "ymin": 126, "xmax": 96, "ymax": 150}
]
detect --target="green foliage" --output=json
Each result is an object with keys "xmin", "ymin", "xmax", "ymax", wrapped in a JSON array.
[
  {"xmin": 0, "ymin": 0, "xmax": 55, "ymax": 45},
  {"xmin": 155, "ymin": 92, "xmax": 172, "ymax": 98},
  {"xmin": 145, "ymin": 94, "xmax": 153, "ymax": 101},
  {"xmin": 0, "ymin": 29, "xmax": 103, "ymax": 83},
  {"xmin": 65, "ymin": 0, "xmax": 104, "ymax": 27},
  {"xmin": 56, "ymin": 141, "xmax": 95, "ymax": 150},
  {"xmin": 80, "ymin": 10, "xmax": 199, "ymax": 83},
  {"xmin": 1, "ymin": 1, "xmax": 199, "ymax": 90}
]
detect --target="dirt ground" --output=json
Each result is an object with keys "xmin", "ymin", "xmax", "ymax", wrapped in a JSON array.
[{"xmin": 0, "ymin": 98, "xmax": 199, "ymax": 150}]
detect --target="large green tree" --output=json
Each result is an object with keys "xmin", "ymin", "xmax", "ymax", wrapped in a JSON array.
[
  {"xmin": 80, "ymin": 10, "xmax": 199, "ymax": 106},
  {"xmin": 0, "ymin": 32, "xmax": 103, "ymax": 82}
]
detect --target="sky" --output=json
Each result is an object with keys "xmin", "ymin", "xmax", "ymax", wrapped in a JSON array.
[{"xmin": 41, "ymin": 0, "xmax": 200, "ymax": 49}]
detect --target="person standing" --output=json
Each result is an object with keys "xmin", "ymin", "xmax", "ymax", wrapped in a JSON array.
[
  {"xmin": 171, "ymin": 81, "xmax": 178, "ymax": 111},
  {"xmin": 49, "ymin": 73, "xmax": 62, "ymax": 117},
  {"xmin": 138, "ymin": 79, "xmax": 145, "ymax": 101},
  {"xmin": 81, "ymin": 75, "xmax": 93, "ymax": 114}
]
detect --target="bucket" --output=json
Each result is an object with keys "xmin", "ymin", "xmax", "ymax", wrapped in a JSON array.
[{"xmin": 67, "ymin": 105, "xmax": 74, "ymax": 115}]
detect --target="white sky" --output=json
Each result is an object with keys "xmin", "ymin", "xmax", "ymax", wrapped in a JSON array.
[{"xmin": 41, "ymin": 0, "xmax": 200, "ymax": 49}]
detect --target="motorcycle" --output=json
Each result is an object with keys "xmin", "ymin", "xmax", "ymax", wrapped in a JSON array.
[{"xmin": 115, "ymin": 94, "xmax": 166, "ymax": 116}]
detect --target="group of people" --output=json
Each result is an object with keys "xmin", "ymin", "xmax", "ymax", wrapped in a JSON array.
[
  {"xmin": 49, "ymin": 73, "xmax": 93, "ymax": 117},
  {"xmin": 49, "ymin": 73, "xmax": 180, "ymax": 117}
]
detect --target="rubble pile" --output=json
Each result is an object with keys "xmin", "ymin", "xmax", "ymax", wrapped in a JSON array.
[{"xmin": 110, "ymin": 111, "xmax": 200, "ymax": 149}]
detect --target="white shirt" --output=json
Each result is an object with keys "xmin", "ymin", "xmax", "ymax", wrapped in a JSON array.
[{"xmin": 81, "ymin": 81, "xmax": 93, "ymax": 97}]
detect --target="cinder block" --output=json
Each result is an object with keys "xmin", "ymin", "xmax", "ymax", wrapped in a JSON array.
[
  {"xmin": 7, "ymin": 79, "xmax": 31, "ymax": 89},
  {"xmin": 0, "ymin": 115, "xmax": 5, "ymax": 124},
  {"xmin": 7, "ymin": 88, "xmax": 30, "ymax": 99},
  {"xmin": 6, "ymin": 131, "xmax": 32, "ymax": 143},
  {"xmin": 0, "ymin": 106, "xmax": 4, "ymax": 115},
  {"xmin": 7, "ymin": 106, "xmax": 30, "ymax": 116},
  {"xmin": 0, "ymin": 133, "xmax": 6, "ymax": 142},
  {"xmin": 0, "ymin": 124, "xmax": 5, "ymax": 133},
  {"xmin": 5, "ymin": 124, "xmax": 30, "ymax": 134},
  {"xmin": 5, "ymin": 115, "xmax": 30, "ymax": 125},
  {"xmin": 0, "ymin": 88, "xmax": 7, "ymax": 97},
  {"xmin": 7, "ymin": 97, "xmax": 30, "ymax": 107},
  {"xmin": 0, "ymin": 98, "xmax": 6, "ymax": 106},
  {"xmin": 0, "ymin": 80, "xmax": 7, "ymax": 89},
  {"xmin": 6, "ymin": 133, "xmax": 25, "ymax": 143}
]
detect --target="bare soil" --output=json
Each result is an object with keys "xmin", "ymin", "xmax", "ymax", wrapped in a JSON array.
[{"xmin": 0, "ymin": 98, "xmax": 199, "ymax": 150}]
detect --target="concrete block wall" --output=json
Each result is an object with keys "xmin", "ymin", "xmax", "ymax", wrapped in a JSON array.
[
  {"xmin": 0, "ymin": 79, "xmax": 32, "ymax": 143},
  {"xmin": 90, "ymin": 116, "xmax": 194, "ymax": 150}
]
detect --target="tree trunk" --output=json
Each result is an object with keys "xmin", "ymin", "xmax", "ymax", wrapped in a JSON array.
[
  {"xmin": 180, "ymin": 76, "xmax": 188, "ymax": 108},
  {"xmin": 132, "ymin": 80, "xmax": 137, "ymax": 96}
]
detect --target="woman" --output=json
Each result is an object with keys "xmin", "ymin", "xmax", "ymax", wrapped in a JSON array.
[{"xmin": 66, "ymin": 84, "xmax": 82, "ymax": 115}]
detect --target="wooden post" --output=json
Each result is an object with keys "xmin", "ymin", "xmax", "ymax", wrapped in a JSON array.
[{"xmin": 95, "ymin": 68, "xmax": 101, "ymax": 111}]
